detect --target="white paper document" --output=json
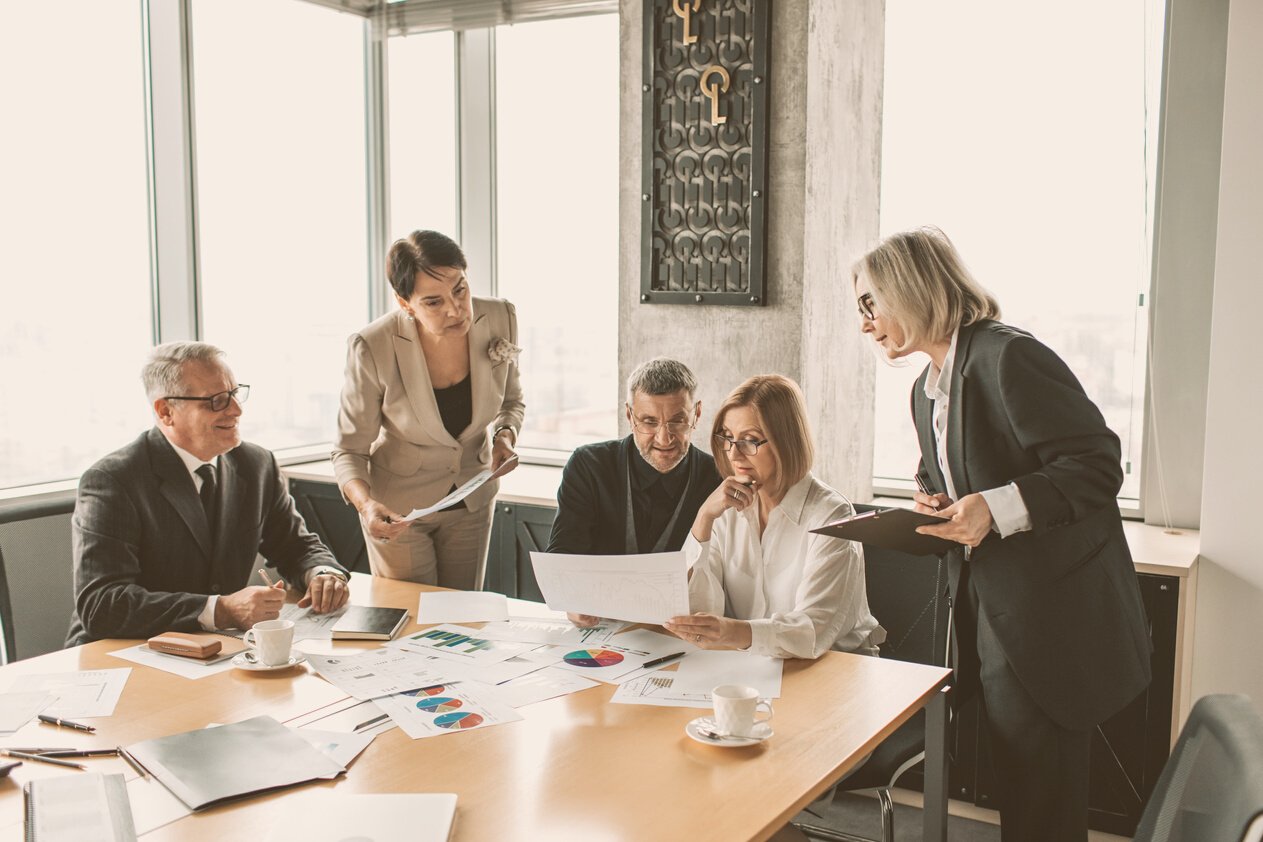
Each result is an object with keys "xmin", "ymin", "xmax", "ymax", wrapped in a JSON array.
[
  {"xmin": 294, "ymin": 727, "xmax": 375, "ymax": 776},
  {"xmin": 307, "ymin": 649, "xmax": 451, "ymax": 701},
  {"xmin": 417, "ymin": 590, "xmax": 510, "ymax": 625},
  {"xmin": 474, "ymin": 668, "xmax": 599, "ymax": 708},
  {"xmin": 218, "ymin": 602, "xmax": 347, "ymax": 642},
  {"xmin": 109, "ymin": 644, "xmax": 238, "ymax": 680},
  {"xmin": 549, "ymin": 633, "xmax": 681, "ymax": 683},
  {"xmin": 270, "ymin": 793, "xmax": 457, "ymax": 842},
  {"xmin": 402, "ymin": 455, "xmax": 518, "ymax": 522},
  {"xmin": 668, "ymin": 650, "xmax": 784, "ymax": 698},
  {"xmin": 529, "ymin": 551, "xmax": 690, "ymax": 624},
  {"xmin": 395, "ymin": 624, "xmax": 540, "ymax": 664},
  {"xmin": 1, "ymin": 668, "xmax": 131, "ymax": 718},
  {"xmin": 0, "ymin": 691, "xmax": 52, "ymax": 733},
  {"xmin": 375, "ymin": 681, "xmax": 522, "ymax": 739},
  {"xmin": 610, "ymin": 673, "xmax": 712, "ymax": 708},
  {"xmin": 290, "ymin": 698, "xmax": 397, "ymax": 737},
  {"xmin": 474, "ymin": 616, "xmax": 625, "ymax": 647}
]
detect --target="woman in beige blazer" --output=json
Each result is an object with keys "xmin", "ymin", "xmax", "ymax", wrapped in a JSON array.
[{"xmin": 333, "ymin": 230, "xmax": 524, "ymax": 588}]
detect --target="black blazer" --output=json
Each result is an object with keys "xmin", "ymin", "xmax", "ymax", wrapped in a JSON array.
[
  {"xmin": 66, "ymin": 428, "xmax": 346, "ymax": 646},
  {"xmin": 546, "ymin": 436, "xmax": 721, "ymax": 556},
  {"xmin": 913, "ymin": 320, "xmax": 1151, "ymax": 731}
]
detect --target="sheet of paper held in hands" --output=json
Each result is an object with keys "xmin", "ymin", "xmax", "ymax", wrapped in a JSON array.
[
  {"xmin": 401, "ymin": 454, "xmax": 519, "ymax": 522},
  {"xmin": 474, "ymin": 616, "xmax": 625, "ymax": 647},
  {"xmin": 528, "ymin": 551, "xmax": 690, "ymax": 624}
]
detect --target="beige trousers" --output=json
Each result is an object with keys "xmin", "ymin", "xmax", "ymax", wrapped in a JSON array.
[{"xmin": 363, "ymin": 504, "xmax": 493, "ymax": 590}]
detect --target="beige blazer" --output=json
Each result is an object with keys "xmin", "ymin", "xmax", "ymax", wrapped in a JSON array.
[{"xmin": 332, "ymin": 297, "xmax": 524, "ymax": 516}]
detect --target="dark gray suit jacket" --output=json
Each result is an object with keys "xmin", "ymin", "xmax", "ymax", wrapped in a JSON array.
[
  {"xmin": 66, "ymin": 428, "xmax": 346, "ymax": 646},
  {"xmin": 913, "ymin": 320, "xmax": 1151, "ymax": 731}
]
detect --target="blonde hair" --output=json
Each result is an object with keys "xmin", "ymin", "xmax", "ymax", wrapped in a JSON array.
[
  {"xmin": 852, "ymin": 226, "xmax": 1001, "ymax": 353},
  {"xmin": 711, "ymin": 375, "xmax": 813, "ymax": 502}
]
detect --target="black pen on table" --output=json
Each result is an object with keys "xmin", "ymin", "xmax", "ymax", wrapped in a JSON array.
[
  {"xmin": 0, "ymin": 749, "xmax": 85, "ymax": 770},
  {"xmin": 39, "ymin": 748, "xmax": 121, "ymax": 758},
  {"xmin": 38, "ymin": 714, "xmax": 95, "ymax": 733},
  {"xmin": 642, "ymin": 651, "xmax": 687, "ymax": 669}
]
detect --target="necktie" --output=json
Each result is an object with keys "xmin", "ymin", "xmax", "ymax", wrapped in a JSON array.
[{"xmin": 196, "ymin": 463, "xmax": 218, "ymax": 531}]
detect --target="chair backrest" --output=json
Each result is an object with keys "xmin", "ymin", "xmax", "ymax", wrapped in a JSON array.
[
  {"xmin": 1133, "ymin": 693, "xmax": 1263, "ymax": 842},
  {"xmin": 855, "ymin": 504, "xmax": 949, "ymax": 668},
  {"xmin": 0, "ymin": 545, "xmax": 17, "ymax": 664}
]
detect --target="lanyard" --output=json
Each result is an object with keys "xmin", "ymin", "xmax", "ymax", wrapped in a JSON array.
[{"xmin": 624, "ymin": 459, "xmax": 694, "ymax": 554}]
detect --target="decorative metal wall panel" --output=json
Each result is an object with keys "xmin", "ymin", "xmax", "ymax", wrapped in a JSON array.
[{"xmin": 641, "ymin": 0, "xmax": 769, "ymax": 306}]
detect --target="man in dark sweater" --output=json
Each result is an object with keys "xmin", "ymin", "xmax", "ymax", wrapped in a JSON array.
[{"xmin": 546, "ymin": 358, "xmax": 721, "ymax": 625}]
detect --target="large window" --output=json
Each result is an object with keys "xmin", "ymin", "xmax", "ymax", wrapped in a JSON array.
[
  {"xmin": 192, "ymin": 0, "xmax": 370, "ymax": 452},
  {"xmin": 0, "ymin": 1, "xmax": 152, "ymax": 490},
  {"xmin": 388, "ymin": 32, "xmax": 458, "ymax": 245},
  {"xmin": 876, "ymin": 0, "xmax": 1163, "ymax": 503},
  {"xmin": 495, "ymin": 15, "xmax": 620, "ymax": 451}
]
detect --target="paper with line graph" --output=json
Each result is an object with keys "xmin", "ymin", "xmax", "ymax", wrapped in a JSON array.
[
  {"xmin": 528, "ymin": 551, "xmax": 690, "ymax": 625},
  {"xmin": 394, "ymin": 625, "xmax": 540, "ymax": 665}
]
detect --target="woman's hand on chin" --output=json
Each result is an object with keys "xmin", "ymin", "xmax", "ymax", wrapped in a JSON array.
[{"xmin": 663, "ymin": 612, "xmax": 753, "ymax": 651}]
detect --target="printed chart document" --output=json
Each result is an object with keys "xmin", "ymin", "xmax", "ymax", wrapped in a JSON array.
[
  {"xmin": 610, "ymin": 673, "xmax": 712, "ymax": 709},
  {"xmin": 0, "ymin": 691, "xmax": 51, "ymax": 734},
  {"xmin": 403, "ymin": 455, "xmax": 518, "ymax": 522},
  {"xmin": 2, "ymin": 668, "xmax": 130, "ymax": 718},
  {"xmin": 417, "ymin": 590, "xmax": 509, "ymax": 625},
  {"xmin": 474, "ymin": 616, "xmax": 624, "ymax": 647},
  {"xmin": 306, "ymin": 649, "xmax": 451, "ymax": 701},
  {"xmin": 668, "ymin": 650, "xmax": 784, "ymax": 698},
  {"xmin": 395, "ymin": 624, "xmax": 540, "ymax": 665},
  {"xmin": 550, "ymin": 630, "xmax": 687, "ymax": 683},
  {"xmin": 374, "ymin": 681, "xmax": 522, "ymax": 739},
  {"xmin": 472, "ymin": 668, "xmax": 599, "ymax": 708},
  {"xmin": 529, "ymin": 551, "xmax": 689, "ymax": 624},
  {"xmin": 270, "ymin": 793, "xmax": 457, "ymax": 842}
]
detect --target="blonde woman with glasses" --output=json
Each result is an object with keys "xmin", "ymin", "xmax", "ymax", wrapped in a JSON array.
[
  {"xmin": 664, "ymin": 375, "xmax": 883, "ymax": 659},
  {"xmin": 853, "ymin": 226, "xmax": 1150, "ymax": 842}
]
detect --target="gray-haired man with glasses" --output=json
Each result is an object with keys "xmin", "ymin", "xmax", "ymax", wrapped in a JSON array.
[
  {"xmin": 546, "ymin": 358, "xmax": 721, "ymax": 625},
  {"xmin": 66, "ymin": 341, "xmax": 349, "ymax": 646}
]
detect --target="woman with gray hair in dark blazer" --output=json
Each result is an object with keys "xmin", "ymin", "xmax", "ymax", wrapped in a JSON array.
[{"xmin": 853, "ymin": 226, "xmax": 1150, "ymax": 842}]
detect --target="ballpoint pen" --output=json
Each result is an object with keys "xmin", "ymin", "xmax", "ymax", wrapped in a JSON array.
[
  {"xmin": 0, "ymin": 749, "xmax": 85, "ymax": 770},
  {"xmin": 642, "ymin": 652, "xmax": 687, "ymax": 669},
  {"xmin": 118, "ymin": 747, "xmax": 149, "ymax": 779},
  {"xmin": 38, "ymin": 714, "xmax": 96, "ymax": 733},
  {"xmin": 38, "ymin": 748, "xmax": 121, "ymax": 758},
  {"xmin": 258, "ymin": 567, "xmax": 274, "ymax": 587}
]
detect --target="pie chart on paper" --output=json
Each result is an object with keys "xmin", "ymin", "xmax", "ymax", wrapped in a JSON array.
[
  {"xmin": 434, "ymin": 711, "xmax": 484, "ymax": 730},
  {"xmin": 414, "ymin": 696, "xmax": 463, "ymax": 713},
  {"xmin": 564, "ymin": 648, "xmax": 624, "ymax": 668}
]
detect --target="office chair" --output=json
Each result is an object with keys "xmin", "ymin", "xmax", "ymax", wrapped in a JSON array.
[
  {"xmin": 0, "ymin": 545, "xmax": 17, "ymax": 664},
  {"xmin": 1132, "ymin": 693, "xmax": 1263, "ymax": 842},
  {"xmin": 795, "ymin": 510, "xmax": 951, "ymax": 842}
]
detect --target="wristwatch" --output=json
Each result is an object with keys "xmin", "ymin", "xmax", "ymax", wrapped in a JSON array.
[{"xmin": 493, "ymin": 425, "xmax": 517, "ymax": 447}]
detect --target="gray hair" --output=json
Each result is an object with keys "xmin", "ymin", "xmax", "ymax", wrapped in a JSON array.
[
  {"xmin": 142, "ymin": 341, "xmax": 227, "ymax": 401},
  {"xmin": 626, "ymin": 357, "xmax": 698, "ymax": 402}
]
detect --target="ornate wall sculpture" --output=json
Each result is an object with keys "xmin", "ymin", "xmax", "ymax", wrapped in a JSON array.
[{"xmin": 641, "ymin": 0, "xmax": 770, "ymax": 306}]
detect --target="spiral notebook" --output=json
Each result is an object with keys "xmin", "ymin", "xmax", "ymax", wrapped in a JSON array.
[{"xmin": 24, "ymin": 773, "xmax": 137, "ymax": 842}]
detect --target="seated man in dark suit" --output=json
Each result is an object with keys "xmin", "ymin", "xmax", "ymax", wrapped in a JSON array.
[
  {"xmin": 66, "ymin": 341, "xmax": 350, "ymax": 646},
  {"xmin": 546, "ymin": 357, "xmax": 721, "ymax": 626}
]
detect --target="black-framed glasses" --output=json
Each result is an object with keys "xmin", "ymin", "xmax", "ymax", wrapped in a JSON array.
[
  {"xmin": 713, "ymin": 434, "xmax": 770, "ymax": 456},
  {"xmin": 163, "ymin": 385, "xmax": 250, "ymax": 412},
  {"xmin": 630, "ymin": 414, "xmax": 697, "ymax": 437},
  {"xmin": 857, "ymin": 292, "xmax": 876, "ymax": 321}
]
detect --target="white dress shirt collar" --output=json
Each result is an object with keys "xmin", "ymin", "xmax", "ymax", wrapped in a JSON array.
[
  {"xmin": 166, "ymin": 439, "xmax": 219, "ymax": 488},
  {"xmin": 922, "ymin": 327, "xmax": 961, "ymax": 404}
]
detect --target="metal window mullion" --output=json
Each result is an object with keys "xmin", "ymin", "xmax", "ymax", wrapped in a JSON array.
[
  {"xmin": 143, "ymin": 0, "xmax": 201, "ymax": 343},
  {"xmin": 365, "ymin": 13, "xmax": 392, "ymax": 320},
  {"xmin": 457, "ymin": 27, "xmax": 497, "ymax": 297}
]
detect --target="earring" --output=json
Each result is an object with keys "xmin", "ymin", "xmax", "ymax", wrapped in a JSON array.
[{"xmin": 406, "ymin": 313, "xmax": 415, "ymax": 322}]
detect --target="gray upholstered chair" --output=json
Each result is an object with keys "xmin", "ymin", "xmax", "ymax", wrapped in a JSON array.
[
  {"xmin": 0, "ymin": 546, "xmax": 17, "ymax": 664},
  {"xmin": 1132, "ymin": 693, "xmax": 1263, "ymax": 842}
]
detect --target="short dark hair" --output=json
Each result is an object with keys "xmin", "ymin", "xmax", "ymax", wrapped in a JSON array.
[{"xmin": 386, "ymin": 230, "xmax": 467, "ymax": 299}]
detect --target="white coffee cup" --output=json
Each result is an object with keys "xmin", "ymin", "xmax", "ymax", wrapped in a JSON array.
[
  {"xmin": 712, "ymin": 684, "xmax": 774, "ymax": 737},
  {"xmin": 243, "ymin": 619, "xmax": 295, "ymax": 666}
]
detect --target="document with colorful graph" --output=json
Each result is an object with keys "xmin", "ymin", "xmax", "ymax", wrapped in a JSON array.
[
  {"xmin": 550, "ymin": 630, "xmax": 687, "ymax": 682},
  {"xmin": 306, "ymin": 648, "xmax": 452, "ymax": 700},
  {"xmin": 374, "ymin": 682, "xmax": 522, "ymax": 739},
  {"xmin": 394, "ymin": 624, "xmax": 540, "ymax": 665}
]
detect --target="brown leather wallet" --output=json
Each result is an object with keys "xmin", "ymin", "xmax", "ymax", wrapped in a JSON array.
[{"xmin": 147, "ymin": 632, "xmax": 223, "ymax": 660}]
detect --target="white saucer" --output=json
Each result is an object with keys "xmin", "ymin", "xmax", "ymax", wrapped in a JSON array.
[
  {"xmin": 231, "ymin": 652, "xmax": 306, "ymax": 672},
  {"xmin": 685, "ymin": 716, "xmax": 773, "ymax": 747}
]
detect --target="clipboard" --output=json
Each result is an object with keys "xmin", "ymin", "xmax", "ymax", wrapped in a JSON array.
[{"xmin": 810, "ymin": 507, "xmax": 957, "ymax": 556}]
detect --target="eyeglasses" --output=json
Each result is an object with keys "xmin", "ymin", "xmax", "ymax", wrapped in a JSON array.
[
  {"xmin": 857, "ymin": 292, "xmax": 876, "ymax": 321},
  {"xmin": 163, "ymin": 384, "xmax": 250, "ymax": 412},
  {"xmin": 629, "ymin": 412, "xmax": 697, "ymax": 438},
  {"xmin": 713, "ymin": 434, "xmax": 770, "ymax": 456}
]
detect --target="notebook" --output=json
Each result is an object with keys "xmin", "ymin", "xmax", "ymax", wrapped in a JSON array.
[
  {"xmin": 810, "ymin": 507, "xmax": 956, "ymax": 556},
  {"xmin": 268, "ymin": 793, "xmax": 457, "ymax": 841},
  {"xmin": 124, "ymin": 716, "xmax": 345, "ymax": 811},
  {"xmin": 24, "ymin": 772, "xmax": 137, "ymax": 842},
  {"xmin": 331, "ymin": 606, "xmax": 410, "ymax": 640}
]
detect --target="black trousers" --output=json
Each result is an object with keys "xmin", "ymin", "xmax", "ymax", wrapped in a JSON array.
[{"xmin": 967, "ymin": 576, "xmax": 1092, "ymax": 842}]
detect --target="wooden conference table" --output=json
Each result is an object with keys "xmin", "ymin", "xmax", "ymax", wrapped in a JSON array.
[{"xmin": 0, "ymin": 575, "xmax": 951, "ymax": 841}]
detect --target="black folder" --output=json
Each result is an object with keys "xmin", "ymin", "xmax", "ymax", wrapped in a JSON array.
[{"xmin": 810, "ymin": 507, "xmax": 956, "ymax": 556}]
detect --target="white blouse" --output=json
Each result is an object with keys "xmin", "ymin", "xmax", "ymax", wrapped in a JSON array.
[{"xmin": 685, "ymin": 473, "xmax": 885, "ymax": 659}]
